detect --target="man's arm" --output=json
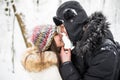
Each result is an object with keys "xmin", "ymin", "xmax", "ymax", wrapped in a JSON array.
[{"xmin": 59, "ymin": 48, "xmax": 116, "ymax": 80}]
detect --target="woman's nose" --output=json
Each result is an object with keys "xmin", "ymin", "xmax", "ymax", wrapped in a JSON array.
[{"xmin": 59, "ymin": 33, "xmax": 63, "ymax": 38}]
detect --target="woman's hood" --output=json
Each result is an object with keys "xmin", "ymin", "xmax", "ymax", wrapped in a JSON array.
[{"xmin": 21, "ymin": 47, "xmax": 59, "ymax": 72}]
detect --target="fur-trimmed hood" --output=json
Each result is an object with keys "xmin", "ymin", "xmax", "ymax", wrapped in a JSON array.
[
  {"xmin": 21, "ymin": 47, "xmax": 59, "ymax": 72},
  {"xmin": 28, "ymin": 65, "xmax": 62, "ymax": 80},
  {"xmin": 75, "ymin": 12, "xmax": 114, "ymax": 56}
]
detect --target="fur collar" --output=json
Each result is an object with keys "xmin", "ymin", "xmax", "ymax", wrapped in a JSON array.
[
  {"xmin": 29, "ymin": 65, "xmax": 62, "ymax": 80},
  {"xmin": 21, "ymin": 47, "xmax": 58, "ymax": 72},
  {"xmin": 75, "ymin": 12, "xmax": 112, "ymax": 56}
]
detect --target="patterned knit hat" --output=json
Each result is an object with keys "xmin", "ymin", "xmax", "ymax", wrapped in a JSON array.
[{"xmin": 31, "ymin": 25, "xmax": 56, "ymax": 52}]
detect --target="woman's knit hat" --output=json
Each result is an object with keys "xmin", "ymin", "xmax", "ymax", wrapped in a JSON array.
[{"xmin": 31, "ymin": 25, "xmax": 56, "ymax": 52}]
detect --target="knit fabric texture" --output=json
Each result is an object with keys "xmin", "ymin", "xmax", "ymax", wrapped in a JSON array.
[{"xmin": 31, "ymin": 25, "xmax": 56, "ymax": 52}]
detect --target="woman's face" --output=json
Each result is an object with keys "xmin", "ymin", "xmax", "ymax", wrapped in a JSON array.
[
  {"xmin": 58, "ymin": 24, "xmax": 68, "ymax": 36},
  {"xmin": 54, "ymin": 33, "xmax": 64, "ymax": 47}
]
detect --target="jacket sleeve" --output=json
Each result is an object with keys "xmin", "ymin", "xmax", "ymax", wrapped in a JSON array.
[
  {"xmin": 59, "ymin": 50, "xmax": 116, "ymax": 80},
  {"xmin": 60, "ymin": 61, "xmax": 81, "ymax": 80}
]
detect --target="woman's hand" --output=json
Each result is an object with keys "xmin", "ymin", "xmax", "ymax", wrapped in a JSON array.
[{"xmin": 60, "ymin": 47, "xmax": 71, "ymax": 63}]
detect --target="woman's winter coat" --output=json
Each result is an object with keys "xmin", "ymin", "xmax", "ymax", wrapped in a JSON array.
[{"xmin": 21, "ymin": 47, "xmax": 62, "ymax": 80}]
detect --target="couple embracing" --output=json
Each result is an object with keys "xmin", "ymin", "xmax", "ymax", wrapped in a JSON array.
[{"xmin": 22, "ymin": 1, "xmax": 119, "ymax": 80}]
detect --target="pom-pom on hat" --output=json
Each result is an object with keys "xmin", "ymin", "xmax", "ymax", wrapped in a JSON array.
[{"xmin": 31, "ymin": 25, "xmax": 56, "ymax": 52}]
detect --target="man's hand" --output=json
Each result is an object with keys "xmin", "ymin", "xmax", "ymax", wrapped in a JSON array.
[{"xmin": 60, "ymin": 47, "xmax": 71, "ymax": 63}]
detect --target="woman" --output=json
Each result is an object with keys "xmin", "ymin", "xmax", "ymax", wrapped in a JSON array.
[{"xmin": 21, "ymin": 25, "xmax": 64, "ymax": 80}]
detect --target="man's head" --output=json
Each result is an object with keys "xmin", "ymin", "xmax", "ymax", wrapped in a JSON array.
[{"xmin": 54, "ymin": 1, "xmax": 88, "ymax": 45}]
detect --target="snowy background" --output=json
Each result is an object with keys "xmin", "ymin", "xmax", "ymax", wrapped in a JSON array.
[{"xmin": 0, "ymin": 0, "xmax": 120, "ymax": 80}]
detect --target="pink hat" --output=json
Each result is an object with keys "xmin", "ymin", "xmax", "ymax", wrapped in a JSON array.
[{"xmin": 31, "ymin": 25, "xmax": 56, "ymax": 52}]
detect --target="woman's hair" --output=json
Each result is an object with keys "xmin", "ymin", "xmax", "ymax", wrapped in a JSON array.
[
  {"xmin": 47, "ymin": 33, "xmax": 61, "ymax": 54},
  {"xmin": 47, "ymin": 33, "xmax": 61, "ymax": 64}
]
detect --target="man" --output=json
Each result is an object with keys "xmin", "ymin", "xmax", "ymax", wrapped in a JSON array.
[{"xmin": 53, "ymin": 1, "xmax": 119, "ymax": 80}]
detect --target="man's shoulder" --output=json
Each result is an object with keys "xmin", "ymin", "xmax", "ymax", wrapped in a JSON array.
[{"xmin": 94, "ymin": 39, "xmax": 117, "ymax": 56}]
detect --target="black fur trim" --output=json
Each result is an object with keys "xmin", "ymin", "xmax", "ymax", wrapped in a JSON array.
[{"xmin": 75, "ymin": 12, "xmax": 111, "ymax": 56}]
